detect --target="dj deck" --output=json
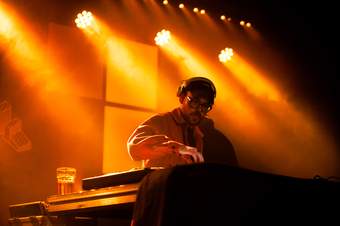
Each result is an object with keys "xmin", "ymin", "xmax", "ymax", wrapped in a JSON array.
[
  {"xmin": 8, "ymin": 164, "xmax": 340, "ymax": 226},
  {"xmin": 8, "ymin": 168, "xmax": 153, "ymax": 226}
]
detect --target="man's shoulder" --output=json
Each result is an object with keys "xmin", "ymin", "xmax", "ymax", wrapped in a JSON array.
[
  {"xmin": 200, "ymin": 117, "xmax": 215, "ymax": 130},
  {"xmin": 143, "ymin": 111, "xmax": 173, "ymax": 124}
]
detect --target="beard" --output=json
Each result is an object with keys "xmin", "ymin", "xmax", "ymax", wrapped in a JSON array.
[{"xmin": 187, "ymin": 112, "xmax": 202, "ymax": 125}]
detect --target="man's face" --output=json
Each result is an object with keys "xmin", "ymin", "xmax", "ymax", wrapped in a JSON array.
[{"xmin": 180, "ymin": 90, "xmax": 212, "ymax": 125}]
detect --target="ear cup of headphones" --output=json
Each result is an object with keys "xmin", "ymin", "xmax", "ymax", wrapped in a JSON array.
[{"xmin": 176, "ymin": 82, "xmax": 187, "ymax": 97}]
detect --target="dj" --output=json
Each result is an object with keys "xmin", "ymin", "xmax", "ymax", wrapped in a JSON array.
[{"xmin": 127, "ymin": 76, "xmax": 238, "ymax": 168}]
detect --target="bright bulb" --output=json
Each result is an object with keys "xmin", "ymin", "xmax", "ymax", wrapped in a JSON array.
[
  {"xmin": 154, "ymin": 29, "xmax": 171, "ymax": 46},
  {"xmin": 219, "ymin": 48, "xmax": 234, "ymax": 63},
  {"xmin": 74, "ymin": 10, "xmax": 93, "ymax": 29}
]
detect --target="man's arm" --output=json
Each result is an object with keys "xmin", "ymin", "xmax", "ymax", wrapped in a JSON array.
[
  {"xmin": 127, "ymin": 115, "xmax": 203, "ymax": 164},
  {"xmin": 128, "ymin": 127, "xmax": 181, "ymax": 161}
]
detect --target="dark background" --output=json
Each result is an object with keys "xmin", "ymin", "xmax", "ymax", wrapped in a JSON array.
[{"xmin": 202, "ymin": 0, "xmax": 339, "ymax": 141}]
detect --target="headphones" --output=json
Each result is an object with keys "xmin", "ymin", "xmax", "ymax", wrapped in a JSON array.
[{"xmin": 176, "ymin": 77, "xmax": 216, "ymax": 100}]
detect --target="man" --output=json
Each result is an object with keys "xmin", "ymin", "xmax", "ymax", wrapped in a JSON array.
[{"xmin": 127, "ymin": 76, "xmax": 238, "ymax": 168}]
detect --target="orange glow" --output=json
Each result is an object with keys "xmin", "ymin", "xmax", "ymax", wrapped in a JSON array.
[
  {"xmin": 0, "ymin": 2, "xmax": 97, "ymax": 136},
  {"xmin": 2, "ymin": 1, "xmax": 337, "ymax": 179},
  {"xmin": 77, "ymin": 17, "xmax": 159, "ymax": 172},
  {"xmin": 156, "ymin": 32, "xmax": 255, "ymax": 121},
  {"xmin": 0, "ymin": 2, "xmax": 67, "ymax": 92},
  {"xmin": 222, "ymin": 53, "xmax": 281, "ymax": 101},
  {"xmin": 155, "ymin": 29, "xmax": 171, "ymax": 46},
  {"xmin": 103, "ymin": 107, "xmax": 154, "ymax": 172},
  {"xmin": 218, "ymin": 47, "xmax": 234, "ymax": 62},
  {"xmin": 0, "ymin": 6, "xmax": 15, "ymax": 41},
  {"xmin": 147, "ymin": 0, "xmax": 169, "ymax": 23},
  {"xmin": 197, "ymin": 10, "xmax": 222, "ymax": 34},
  {"xmin": 242, "ymin": 23, "xmax": 262, "ymax": 42},
  {"xmin": 157, "ymin": 32, "xmax": 338, "ymax": 178},
  {"xmin": 74, "ymin": 13, "xmax": 100, "ymax": 36},
  {"xmin": 78, "ymin": 17, "xmax": 158, "ymax": 109},
  {"xmin": 175, "ymin": 3, "xmax": 197, "ymax": 27},
  {"xmin": 121, "ymin": 0, "xmax": 151, "ymax": 28},
  {"xmin": 105, "ymin": 37, "xmax": 158, "ymax": 109},
  {"xmin": 160, "ymin": 36, "xmax": 210, "ymax": 75},
  {"xmin": 217, "ymin": 52, "xmax": 338, "ymax": 177},
  {"xmin": 75, "ymin": 10, "xmax": 94, "ymax": 29},
  {"xmin": 220, "ymin": 16, "xmax": 242, "ymax": 38}
]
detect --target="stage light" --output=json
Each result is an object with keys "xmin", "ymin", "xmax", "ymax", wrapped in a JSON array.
[
  {"xmin": 220, "ymin": 15, "xmax": 226, "ymax": 21},
  {"xmin": 218, "ymin": 47, "xmax": 234, "ymax": 63},
  {"xmin": 0, "ymin": 10, "xmax": 14, "ymax": 40},
  {"xmin": 240, "ymin": 20, "xmax": 245, "ymax": 26},
  {"xmin": 246, "ymin": 22, "xmax": 252, "ymax": 28},
  {"xmin": 179, "ymin": 3, "xmax": 184, "ymax": 9},
  {"xmin": 154, "ymin": 29, "xmax": 171, "ymax": 46},
  {"xmin": 227, "ymin": 17, "xmax": 232, "ymax": 21},
  {"xmin": 163, "ymin": 0, "xmax": 168, "ymax": 5},
  {"xmin": 193, "ymin": 8, "xmax": 199, "ymax": 13},
  {"xmin": 74, "ymin": 10, "xmax": 93, "ymax": 29},
  {"xmin": 200, "ymin": 9, "xmax": 206, "ymax": 15}
]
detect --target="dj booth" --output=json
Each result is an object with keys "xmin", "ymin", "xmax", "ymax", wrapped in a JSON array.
[{"xmin": 8, "ymin": 163, "xmax": 340, "ymax": 226}]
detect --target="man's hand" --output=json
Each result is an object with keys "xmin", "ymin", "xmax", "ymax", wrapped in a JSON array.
[
  {"xmin": 148, "ymin": 139, "xmax": 184, "ymax": 158},
  {"xmin": 161, "ymin": 141, "xmax": 204, "ymax": 163},
  {"xmin": 178, "ymin": 146, "xmax": 204, "ymax": 163},
  {"xmin": 145, "ymin": 137, "xmax": 204, "ymax": 163}
]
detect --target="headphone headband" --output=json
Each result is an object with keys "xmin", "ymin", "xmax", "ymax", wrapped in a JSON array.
[{"xmin": 176, "ymin": 77, "xmax": 216, "ymax": 100}]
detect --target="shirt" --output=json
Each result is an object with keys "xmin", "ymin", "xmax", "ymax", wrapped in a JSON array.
[{"xmin": 127, "ymin": 107, "xmax": 238, "ymax": 168}]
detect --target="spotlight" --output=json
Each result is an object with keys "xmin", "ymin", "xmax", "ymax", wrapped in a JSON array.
[
  {"xmin": 240, "ymin": 20, "xmax": 245, "ymax": 26},
  {"xmin": 179, "ymin": 3, "xmax": 184, "ymax": 9},
  {"xmin": 246, "ymin": 22, "xmax": 252, "ymax": 28},
  {"xmin": 193, "ymin": 7, "xmax": 199, "ymax": 13},
  {"xmin": 200, "ymin": 9, "xmax": 206, "ymax": 15},
  {"xmin": 74, "ymin": 10, "xmax": 93, "ymax": 29},
  {"xmin": 154, "ymin": 29, "xmax": 171, "ymax": 46},
  {"xmin": 218, "ymin": 48, "xmax": 234, "ymax": 63},
  {"xmin": 163, "ymin": 0, "xmax": 168, "ymax": 5},
  {"xmin": 220, "ymin": 15, "xmax": 226, "ymax": 21}
]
